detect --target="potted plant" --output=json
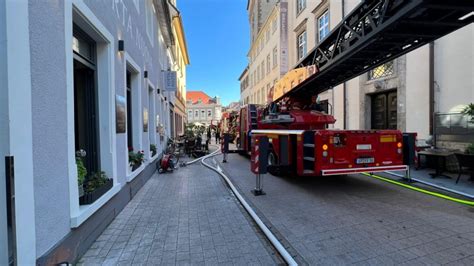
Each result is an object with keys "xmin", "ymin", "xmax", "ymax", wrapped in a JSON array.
[
  {"xmin": 80, "ymin": 171, "xmax": 113, "ymax": 205},
  {"xmin": 76, "ymin": 150, "xmax": 87, "ymax": 197},
  {"xmin": 129, "ymin": 147, "xmax": 145, "ymax": 171},
  {"xmin": 150, "ymin": 144, "xmax": 157, "ymax": 157},
  {"xmin": 462, "ymin": 103, "xmax": 474, "ymax": 122}
]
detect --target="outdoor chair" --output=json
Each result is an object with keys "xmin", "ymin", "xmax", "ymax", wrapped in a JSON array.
[{"xmin": 454, "ymin": 153, "xmax": 474, "ymax": 184}]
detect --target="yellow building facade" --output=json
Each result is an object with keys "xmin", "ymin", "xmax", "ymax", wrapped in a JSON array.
[{"xmin": 171, "ymin": 13, "xmax": 190, "ymax": 138}]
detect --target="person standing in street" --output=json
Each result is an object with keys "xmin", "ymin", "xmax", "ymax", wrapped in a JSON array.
[
  {"xmin": 215, "ymin": 127, "xmax": 220, "ymax": 144},
  {"xmin": 206, "ymin": 127, "xmax": 211, "ymax": 142}
]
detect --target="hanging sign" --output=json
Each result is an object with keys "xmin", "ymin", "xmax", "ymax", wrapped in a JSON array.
[{"xmin": 165, "ymin": 71, "xmax": 177, "ymax": 91}]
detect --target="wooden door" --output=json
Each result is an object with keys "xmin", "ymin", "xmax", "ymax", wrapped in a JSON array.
[{"xmin": 371, "ymin": 91, "xmax": 397, "ymax": 129}]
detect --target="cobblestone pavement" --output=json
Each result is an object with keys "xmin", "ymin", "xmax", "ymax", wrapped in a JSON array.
[
  {"xmin": 219, "ymin": 153, "xmax": 474, "ymax": 265},
  {"xmin": 79, "ymin": 159, "xmax": 280, "ymax": 265}
]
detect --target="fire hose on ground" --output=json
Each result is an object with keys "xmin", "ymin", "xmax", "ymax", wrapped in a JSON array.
[{"xmin": 200, "ymin": 151, "xmax": 298, "ymax": 266}]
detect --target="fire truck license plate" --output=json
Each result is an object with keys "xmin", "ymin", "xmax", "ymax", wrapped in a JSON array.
[{"xmin": 356, "ymin": 157, "xmax": 374, "ymax": 164}]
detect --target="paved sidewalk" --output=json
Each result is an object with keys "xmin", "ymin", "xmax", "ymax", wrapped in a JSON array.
[{"xmin": 78, "ymin": 160, "xmax": 279, "ymax": 265}]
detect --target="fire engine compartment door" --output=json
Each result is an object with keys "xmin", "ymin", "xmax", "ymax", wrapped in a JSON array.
[
  {"xmin": 279, "ymin": 135, "xmax": 289, "ymax": 165},
  {"xmin": 331, "ymin": 133, "xmax": 379, "ymax": 166}
]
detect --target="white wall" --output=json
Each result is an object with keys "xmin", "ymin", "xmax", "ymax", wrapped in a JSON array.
[
  {"xmin": 346, "ymin": 77, "xmax": 361, "ymax": 129},
  {"xmin": 0, "ymin": 1, "xmax": 9, "ymax": 263},
  {"xmin": 3, "ymin": 0, "xmax": 36, "ymax": 263},
  {"xmin": 406, "ymin": 45, "xmax": 430, "ymax": 139},
  {"xmin": 435, "ymin": 25, "xmax": 474, "ymax": 113}
]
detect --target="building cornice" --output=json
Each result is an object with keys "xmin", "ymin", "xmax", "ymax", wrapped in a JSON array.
[
  {"xmin": 239, "ymin": 65, "xmax": 249, "ymax": 81},
  {"xmin": 172, "ymin": 15, "xmax": 190, "ymax": 65}
]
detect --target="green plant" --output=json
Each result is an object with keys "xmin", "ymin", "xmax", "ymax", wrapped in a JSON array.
[
  {"xmin": 466, "ymin": 143, "xmax": 474, "ymax": 155},
  {"xmin": 129, "ymin": 149, "xmax": 145, "ymax": 167},
  {"xmin": 462, "ymin": 103, "xmax": 474, "ymax": 122},
  {"xmin": 84, "ymin": 171, "xmax": 110, "ymax": 193},
  {"xmin": 76, "ymin": 157, "xmax": 87, "ymax": 186},
  {"xmin": 150, "ymin": 144, "xmax": 157, "ymax": 155}
]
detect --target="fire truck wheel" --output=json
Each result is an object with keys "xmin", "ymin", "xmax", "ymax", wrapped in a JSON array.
[{"xmin": 268, "ymin": 152, "xmax": 277, "ymax": 166}]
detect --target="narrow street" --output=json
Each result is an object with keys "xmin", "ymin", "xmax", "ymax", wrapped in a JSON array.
[
  {"xmin": 218, "ymin": 153, "xmax": 474, "ymax": 265},
  {"xmin": 1, "ymin": 1, "xmax": 473, "ymax": 265},
  {"xmin": 79, "ymin": 157, "xmax": 281, "ymax": 265}
]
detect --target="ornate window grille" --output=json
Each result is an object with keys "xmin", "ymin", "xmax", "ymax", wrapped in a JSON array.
[{"xmin": 369, "ymin": 61, "xmax": 394, "ymax": 80}]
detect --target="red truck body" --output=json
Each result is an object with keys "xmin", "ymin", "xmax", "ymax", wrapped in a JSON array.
[
  {"xmin": 231, "ymin": 65, "xmax": 407, "ymax": 177},
  {"xmin": 237, "ymin": 104, "xmax": 407, "ymax": 176}
]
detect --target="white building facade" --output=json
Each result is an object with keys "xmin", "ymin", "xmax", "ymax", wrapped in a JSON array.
[
  {"xmin": 242, "ymin": 0, "xmax": 289, "ymax": 105},
  {"xmin": 186, "ymin": 96, "xmax": 222, "ymax": 126},
  {"xmin": 0, "ymin": 0, "xmax": 184, "ymax": 264},
  {"xmin": 242, "ymin": 0, "xmax": 473, "ymax": 148},
  {"xmin": 287, "ymin": 0, "xmax": 473, "ymax": 147}
]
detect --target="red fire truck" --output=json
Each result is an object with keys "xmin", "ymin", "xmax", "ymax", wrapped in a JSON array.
[
  {"xmin": 237, "ymin": 66, "xmax": 406, "ymax": 177},
  {"xmin": 228, "ymin": 0, "xmax": 473, "ymax": 177}
]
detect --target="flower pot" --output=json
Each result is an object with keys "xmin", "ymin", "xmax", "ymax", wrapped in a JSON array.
[
  {"xmin": 79, "ymin": 179, "xmax": 113, "ymax": 205},
  {"xmin": 131, "ymin": 162, "xmax": 141, "ymax": 171}
]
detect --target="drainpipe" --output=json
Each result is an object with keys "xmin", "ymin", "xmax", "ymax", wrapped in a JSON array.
[
  {"xmin": 429, "ymin": 42, "xmax": 434, "ymax": 136},
  {"xmin": 342, "ymin": 0, "xmax": 347, "ymax": 129}
]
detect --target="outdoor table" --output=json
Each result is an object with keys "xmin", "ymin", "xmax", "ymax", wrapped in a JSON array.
[{"xmin": 417, "ymin": 150, "xmax": 454, "ymax": 178}]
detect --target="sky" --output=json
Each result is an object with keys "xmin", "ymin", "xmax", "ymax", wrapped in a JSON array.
[{"xmin": 179, "ymin": 0, "xmax": 249, "ymax": 106}]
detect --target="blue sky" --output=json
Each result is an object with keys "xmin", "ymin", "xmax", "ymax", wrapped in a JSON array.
[{"xmin": 179, "ymin": 0, "xmax": 249, "ymax": 106}]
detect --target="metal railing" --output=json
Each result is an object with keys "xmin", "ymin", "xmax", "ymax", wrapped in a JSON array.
[{"xmin": 435, "ymin": 113, "xmax": 474, "ymax": 135}]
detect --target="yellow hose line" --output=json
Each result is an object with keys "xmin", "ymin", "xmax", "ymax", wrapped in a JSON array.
[{"xmin": 361, "ymin": 173, "xmax": 474, "ymax": 206}]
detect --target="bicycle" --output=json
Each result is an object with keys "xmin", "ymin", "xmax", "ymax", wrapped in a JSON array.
[{"xmin": 158, "ymin": 138, "xmax": 184, "ymax": 173}]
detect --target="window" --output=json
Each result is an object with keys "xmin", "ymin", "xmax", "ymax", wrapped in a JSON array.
[
  {"xmin": 201, "ymin": 110, "xmax": 205, "ymax": 118},
  {"xmin": 145, "ymin": 0, "xmax": 155, "ymax": 43},
  {"xmin": 188, "ymin": 110, "xmax": 193, "ymax": 118},
  {"xmin": 318, "ymin": 10, "xmax": 330, "ymax": 42},
  {"xmin": 266, "ymin": 83, "xmax": 271, "ymax": 99},
  {"xmin": 73, "ymin": 27, "xmax": 100, "ymax": 180},
  {"xmin": 266, "ymin": 29, "xmax": 270, "ymax": 43},
  {"xmin": 368, "ymin": 61, "xmax": 394, "ymax": 80},
  {"xmin": 298, "ymin": 31, "xmax": 307, "ymax": 60},
  {"xmin": 208, "ymin": 110, "xmax": 212, "ymax": 117},
  {"xmin": 297, "ymin": 0, "xmax": 306, "ymax": 14},
  {"xmin": 126, "ymin": 71, "xmax": 134, "ymax": 149},
  {"xmin": 273, "ymin": 46, "xmax": 278, "ymax": 68},
  {"xmin": 266, "ymin": 54, "xmax": 271, "ymax": 74},
  {"xmin": 148, "ymin": 86, "xmax": 154, "ymax": 144},
  {"xmin": 195, "ymin": 110, "xmax": 199, "ymax": 117},
  {"xmin": 272, "ymin": 17, "xmax": 277, "ymax": 33},
  {"xmin": 257, "ymin": 66, "xmax": 261, "ymax": 82},
  {"xmin": 261, "ymin": 61, "xmax": 265, "ymax": 79},
  {"xmin": 260, "ymin": 88, "xmax": 265, "ymax": 104}
]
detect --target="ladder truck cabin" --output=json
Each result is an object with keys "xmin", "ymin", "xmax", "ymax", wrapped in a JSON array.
[{"xmin": 235, "ymin": 0, "xmax": 474, "ymax": 177}]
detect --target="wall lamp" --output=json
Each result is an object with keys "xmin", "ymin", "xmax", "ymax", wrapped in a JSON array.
[{"xmin": 118, "ymin": 40, "xmax": 125, "ymax": 52}]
